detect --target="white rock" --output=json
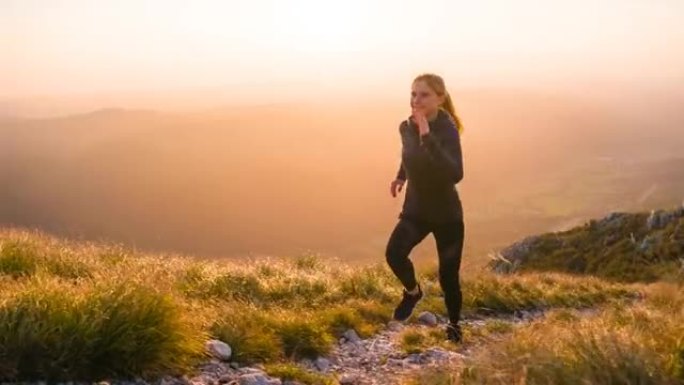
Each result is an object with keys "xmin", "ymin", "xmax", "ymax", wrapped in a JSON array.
[
  {"xmin": 239, "ymin": 374, "xmax": 270, "ymax": 385},
  {"xmin": 417, "ymin": 311, "xmax": 438, "ymax": 326},
  {"xmin": 315, "ymin": 357, "xmax": 330, "ymax": 372},
  {"xmin": 339, "ymin": 373, "xmax": 359, "ymax": 385},
  {"xmin": 386, "ymin": 321, "xmax": 403, "ymax": 331},
  {"xmin": 206, "ymin": 339, "xmax": 232, "ymax": 361},
  {"xmin": 239, "ymin": 367, "xmax": 266, "ymax": 375}
]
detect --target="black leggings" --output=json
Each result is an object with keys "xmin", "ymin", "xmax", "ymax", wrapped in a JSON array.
[{"xmin": 385, "ymin": 216, "xmax": 465, "ymax": 324}]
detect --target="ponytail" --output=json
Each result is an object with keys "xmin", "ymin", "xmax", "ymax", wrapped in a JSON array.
[{"xmin": 440, "ymin": 92, "xmax": 464, "ymax": 135}]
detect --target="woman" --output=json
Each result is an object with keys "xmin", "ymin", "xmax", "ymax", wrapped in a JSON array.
[{"xmin": 386, "ymin": 73, "xmax": 465, "ymax": 343}]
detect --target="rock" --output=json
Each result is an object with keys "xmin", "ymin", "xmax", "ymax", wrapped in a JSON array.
[
  {"xmin": 219, "ymin": 374, "xmax": 236, "ymax": 384},
  {"xmin": 386, "ymin": 321, "xmax": 403, "ymax": 331},
  {"xmin": 417, "ymin": 311, "xmax": 438, "ymax": 326},
  {"xmin": 315, "ymin": 357, "xmax": 330, "ymax": 372},
  {"xmin": 404, "ymin": 353, "xmax": 423, "ymax": 364},
  {"xmin": 343, "ymin": 329, "xmax": 361, "ymax": 343},
  {"xmin": 489, "ymin": 234, "xmax": 550, "ymax": 274},
  {"xmin": 386, "ymin": 358, "xmax": 404, "ymax": 367},
  {"xmin": 424, "ymin": 347, "xmax": 450, "ymax": 361},
  {"xmin": 239, "ymin": 367, "xmax": 266, "ymax": 375},
  {"xmin": 160, "ymin": 375, "xmax": 179, "ymax": 385},
  {"xmin": 230, "ymin": 362, "xmax": 240, "ymax": 369},
  {"xmin": 597, "ymin": 212, "xmax": 629, "ymax": 230},
  {"xmin": 339, "ymin": 373, "xmax": 360, "ymax": 385},
  {"xmin": 239, "ymin": 374, "xmax": 270, "ymax": 385},
  {"xmin": 206, "ymin": 339, "xmax": 232, "ymax": 361},
  {"xmin": 647, "ymin": 209, "xmax": 677, "ymax": 230},
  {"xmin": 267, "ymin": 380, "xmax": 282, "ymax": 385}
]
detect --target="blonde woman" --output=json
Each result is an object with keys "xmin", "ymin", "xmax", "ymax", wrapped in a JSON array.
[{"xmin": 386, "ymin": 73, "xmax": 465, "ymax": 343}]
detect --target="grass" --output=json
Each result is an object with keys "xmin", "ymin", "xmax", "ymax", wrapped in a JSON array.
[
  {"xmin": 405, "ymin": 283, "xmax": 684, "ymax": 385},
  {"xmin": 0, "ymin": 226, "xmax": 643, "ymax": 382},
  {"xmin": 490, "ymin": 205, "xmax": 684, "ymax": 283},
  {"xmin": 0, "ymin": 276, "xmax": 206, "ymax": 381},
  {"xmin": 264, "ymin": 362, "xmax": 336, "ymax": 385}
]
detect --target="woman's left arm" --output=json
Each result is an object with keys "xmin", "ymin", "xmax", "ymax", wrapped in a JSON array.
[{"xmin": 419, "ymin": 125, "xmax": 464, "ymax": 184}]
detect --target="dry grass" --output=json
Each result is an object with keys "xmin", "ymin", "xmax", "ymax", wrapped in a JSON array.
[
  {"xmin": 405, "ymin": 283, "xmax": 684, "ymax": 385},
  {"xmin": 0, "ymin": 226, "xmax": 641, "ymax": 382}
]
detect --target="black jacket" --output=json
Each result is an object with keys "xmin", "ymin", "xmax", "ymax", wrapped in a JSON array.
[{"xmin": 395, "ymin": 108, "xmax": 464, "ymax": 223}]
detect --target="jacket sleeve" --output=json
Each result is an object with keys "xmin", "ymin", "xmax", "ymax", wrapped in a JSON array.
[
  {"xmin": 395, "ymin": 120, "xmax": 408, "ymax": 181},
  {"xmin": 396, "ymin": 162, "xmax": 406, "ymax": 181},
  {"xmin": 419, "ymin": 123, "xmax": 464, "ymax": 184}
]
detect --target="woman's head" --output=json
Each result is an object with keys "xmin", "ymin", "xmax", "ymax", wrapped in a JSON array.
[{"xmin": 411, "ymin": 73, "xmax": 463, "ymax": 134}]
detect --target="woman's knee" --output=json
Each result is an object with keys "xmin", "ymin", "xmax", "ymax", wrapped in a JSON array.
[
  {"xmin": 438, "ymin": 262, "xmax": 461, "ymax": 289},
  {"xmin": 385, "ymin": 240, "xmax": 406, "ymax": 265}
]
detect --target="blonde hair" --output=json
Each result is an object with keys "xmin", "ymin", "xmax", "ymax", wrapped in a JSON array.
[{"xmin": 413, "ymin": 73, "xmax": 464, "ymax": 134}]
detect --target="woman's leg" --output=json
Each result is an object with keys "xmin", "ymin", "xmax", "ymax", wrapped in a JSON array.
[
  {"xmin": 385, "ymin": 217, "xmax": 431, "ymax": 291},
  {"xmin": 432, "ymin": 217, "xmax": 465, "ymax": 324}
]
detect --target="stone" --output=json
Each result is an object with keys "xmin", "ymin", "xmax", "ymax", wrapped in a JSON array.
[
  {"xmin": 339, "ymin": 373, "xmax": 359, "ymax": 385},
  {"xmin": 206, "ymin": 339, "xmax": 232, "ymax": 361},
  {"xmin": 424, "ymin": 348, "xmax": 450, "ymax": 360},
  {"xmin": 315, "ymin": 357, "xmax": 330, "ymax": 372},
  {"xmin": 238, "ymin": 374, "xmax": 270, "ymax": 385},
  {"xmin": 343, "ymin": 329, "xmax": 362, "ymax": 343},
  {"xmin": 417, "ymin": 311, "xmax": 438, "ymax": 326},
  {"xmin": 386, "ymin": 321, "xmax": 403, "ymax": 331}
]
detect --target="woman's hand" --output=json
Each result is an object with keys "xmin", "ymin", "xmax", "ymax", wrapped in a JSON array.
[
  {"xmin": 412, "ymin": 107, "xmax": 430, "ymax": 136},
  {"xmin": 390, "ymin": 178, "xmax": 405, "ymax": 197}
]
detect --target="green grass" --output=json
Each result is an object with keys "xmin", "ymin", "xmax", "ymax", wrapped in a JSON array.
[
  {"xmin": 0, "ymin": 277, "xmax": 206, "ymax": 381},
  {"xmin": 490, "ymin": 205, "xmax": 684, "ymax": 283},
  {"xmin": 264, "ymin": 362, "xmax": 336, "ymax": 385}
]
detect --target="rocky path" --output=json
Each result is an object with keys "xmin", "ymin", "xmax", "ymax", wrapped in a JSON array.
[
  {"xmin": 32, "ymin": 308, "xmax": 579, "ymax": 385},
  {"xmin": 160, "ymin": 309, "xmax": 552, "ymax": 385}
]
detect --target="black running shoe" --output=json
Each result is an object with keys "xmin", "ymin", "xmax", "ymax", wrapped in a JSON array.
[
  {"xmin": 445, "ymin": 322, "xmax": 462, "ymax": 343},
  {"xmin": 393, "ymin": 284, "xmax": 423, "ymax": 321}
]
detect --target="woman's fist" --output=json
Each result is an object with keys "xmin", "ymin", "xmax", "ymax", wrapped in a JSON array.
[
  {"xmin": 390, "ymin": 178, "xmax": 405, "ymax": 197},
  {"xmin": 411, "ymin": 107, "xmax": 430, "ymax": 136}
]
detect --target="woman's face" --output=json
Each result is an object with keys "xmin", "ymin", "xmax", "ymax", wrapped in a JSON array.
[{"xmin": 410, "ymin": 80, "xmax": 444, "ymax": 115}]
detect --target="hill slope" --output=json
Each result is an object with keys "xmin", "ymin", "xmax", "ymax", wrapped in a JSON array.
[{"xmin": 490, "ymin": 203, "xmax": 684, "ymax": 282}]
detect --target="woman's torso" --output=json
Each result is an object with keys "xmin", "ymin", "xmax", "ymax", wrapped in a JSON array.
[{"xmin": 398, "ymin": 109, "xmax": 463, "ymax": 224}]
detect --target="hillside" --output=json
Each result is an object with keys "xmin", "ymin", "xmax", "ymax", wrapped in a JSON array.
[
  {"xmin": 490, "ymin": 203, "xmax": 684, "ymax": 282},
  {"xmin": 2, "ymin": 203, "xmax": 684, "ymax": 384}
]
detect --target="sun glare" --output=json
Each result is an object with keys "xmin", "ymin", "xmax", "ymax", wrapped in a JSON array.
[{"xmin": 269, "ymin": 0, "xmax": 368, "ymax": 52}]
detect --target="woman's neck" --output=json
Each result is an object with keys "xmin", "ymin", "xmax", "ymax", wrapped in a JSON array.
[{"xmin": 426, "ymin": 109, "xmax": 440, "ymax": 122}]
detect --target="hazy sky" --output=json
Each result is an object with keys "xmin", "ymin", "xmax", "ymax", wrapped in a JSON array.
[{"xmin": 2, "ymin": 0, "xmax": 683, "ymax": 99}]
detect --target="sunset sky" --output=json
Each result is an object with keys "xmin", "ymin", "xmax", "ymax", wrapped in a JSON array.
[{"xmin": 2, "ymin": 0, "xmax": 683, "ymax": 100}]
